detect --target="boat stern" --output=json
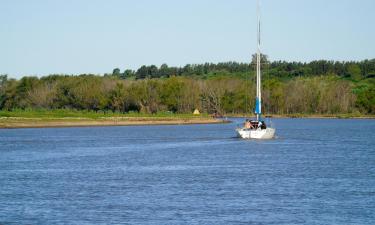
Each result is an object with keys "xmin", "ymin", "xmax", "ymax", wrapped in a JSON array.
[{"xmin": 236, "ymin": 127, "xmax": 275, "ymax": 139}]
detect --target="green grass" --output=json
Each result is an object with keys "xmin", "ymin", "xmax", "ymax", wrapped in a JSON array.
[
  {"xmin": 0, "ymin": 109, "xmax": 210, "ymax": 119},
  {"xmin": 2, "ymin": 109, "xmax": 371, "ymax": 120}
]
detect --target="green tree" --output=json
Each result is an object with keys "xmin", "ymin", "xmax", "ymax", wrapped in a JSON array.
[
  {"xmin": 160, "ymin": 77, "xmax": 185, "ymax": 112},
  {"xmin": 354, "ymin": 80, "xmax": 375, "ymax": 113},
  {"xmin": 112, "ymin": 68, "xmax": 121, "ymax": 77},
  {"xmin": 0, "ymin": 74, "xmax": 7, "ymax": 87},
  {"xmin": 121, "ymin": 69, "xmax": 135, "ymax": 79},
  {"xmin": 347, "ymin": 64, "xmax": 362, "ymax": 81},
  {"xmin": 108, "ymin": 82, "xmax": 127, "ymax": 112}
]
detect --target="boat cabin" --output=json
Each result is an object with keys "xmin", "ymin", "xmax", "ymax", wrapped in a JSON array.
[{"xmin": 244, "ymin": 120, "xmax": 267, "ymax": 130}]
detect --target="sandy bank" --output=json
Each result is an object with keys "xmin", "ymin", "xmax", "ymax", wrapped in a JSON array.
[{"xmin": 0, "ymin": 117, "xmax": 226, "ymax": 129}]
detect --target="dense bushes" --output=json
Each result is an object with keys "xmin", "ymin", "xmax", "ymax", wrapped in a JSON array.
[{"xmin": 0, "ymin": 71, "xmax": 373, "ymax": 115}]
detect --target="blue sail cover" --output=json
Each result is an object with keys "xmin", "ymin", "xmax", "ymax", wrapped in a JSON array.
[{"xmin": 255, "ymin": 97, "xmax": 261, "ymax": 115}]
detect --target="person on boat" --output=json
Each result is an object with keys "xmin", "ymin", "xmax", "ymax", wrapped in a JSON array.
[
  {"xmin": 258, "ymin": 120, "xmax": 267, "ymax": 129},
  {"xmin": 249, "ymin": 120, "xmax": 255, "ymax": 129},
  {"xmin": 244, "ymin": 119, "xmax": 252, "ymax": 129},
  {"xmin": 261, "ymin": 121, "xmax": 267, "ymax": 129}
]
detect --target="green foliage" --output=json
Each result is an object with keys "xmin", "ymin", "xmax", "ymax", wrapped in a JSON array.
[
  {"xmin": 347, "ymin": 64, "xmax": 362, "ymax": 81},
  {"xmin": 353, "ymin": 78, "xmax": 375, "ymax": 113},
  {"xmin": 1, "ymin": 59, "xmax": 375, "ymax": 116},
  {"xmin": 0, "ymin": 108, "xmax": 208, "ymax": 119},
  {"xmin": 0, "ymin": 74, "xmax": 7, "ymax": 86},
  {"xmin": 122, "ymin": 69, "xmax": 135, "ymax": 79},
  {"xmin": 111, "ymin": 58, "xmax": 375, "ymax": 80},
  {"xmin": 160, "ymin": 77, "xmax": 185, "ymax": 112},
  {"xmin": 112, "ymin": 68, "xmax": 121, "ymax": 77}
]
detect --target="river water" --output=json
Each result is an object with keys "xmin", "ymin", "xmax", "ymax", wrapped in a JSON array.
[{"xmin": 1, "ymin": 118, "xmax": 374, "ymax": 224}]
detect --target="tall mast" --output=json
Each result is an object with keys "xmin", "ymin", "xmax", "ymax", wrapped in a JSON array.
[{"xmin": 255, "ymin": 0, "xmax": 262, "ymax": 121}]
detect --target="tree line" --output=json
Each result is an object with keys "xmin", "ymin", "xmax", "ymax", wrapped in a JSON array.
[
  {"xmin": 111, "ymin": 57, "xmax": 375, "ymax": 81},
  {"xmin": 0, "ymin": 59, "xmax": 374, "ymax": 115}
]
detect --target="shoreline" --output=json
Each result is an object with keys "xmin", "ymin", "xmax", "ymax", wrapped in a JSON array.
[
  {"xmin": 225, "ymin": 114, "xmax": 375, "ymax": 119},
  {"xmin": 1, "ymin": 113, "xmax": 374, "ymax": 129},
  {"xmin": 0, "ymin": 117, "xmax": 226, "ymax": 129}
]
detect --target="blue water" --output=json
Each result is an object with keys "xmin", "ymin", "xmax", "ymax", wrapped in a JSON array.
[{"xmin": 1, "ymin": 118, "xmax": 375, "ymax": 224}]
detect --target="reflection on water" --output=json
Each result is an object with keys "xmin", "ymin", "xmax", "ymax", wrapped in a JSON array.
[{"xmin": 1, "ymin": 118, "xmax": 375, "ymax": 224}]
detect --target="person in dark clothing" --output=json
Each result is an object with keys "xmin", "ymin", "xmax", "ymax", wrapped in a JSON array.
[{"xmin": 260, "ymin": 121, "xmax": 267, "ymax": 129}]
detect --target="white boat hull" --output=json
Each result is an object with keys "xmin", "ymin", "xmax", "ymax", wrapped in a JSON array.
[{"xmin": 236, "ymin": 127, "xmax": 275, "ymax": 139}]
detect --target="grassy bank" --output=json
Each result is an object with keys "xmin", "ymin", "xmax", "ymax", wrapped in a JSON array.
[
  {"xmin": 0, "ymin": 109, "xmax": 223, "ymax": 129},
  {"xmin": 1, "ymin": 109, "xmax": 373, "ymax": 129},
  {"xmin": 0, "ymin": 109, "xmax": 211, "ymax": 119}
]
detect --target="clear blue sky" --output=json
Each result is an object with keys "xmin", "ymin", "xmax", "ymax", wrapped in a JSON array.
[{"xmin": 1, "ymin": 0, "xmax": 374, "ymax": 78}]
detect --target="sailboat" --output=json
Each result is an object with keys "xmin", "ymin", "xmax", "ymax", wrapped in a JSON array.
[{"xmin": 236, "ymin": 0, "xmax": 276, "ymax": 139}]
